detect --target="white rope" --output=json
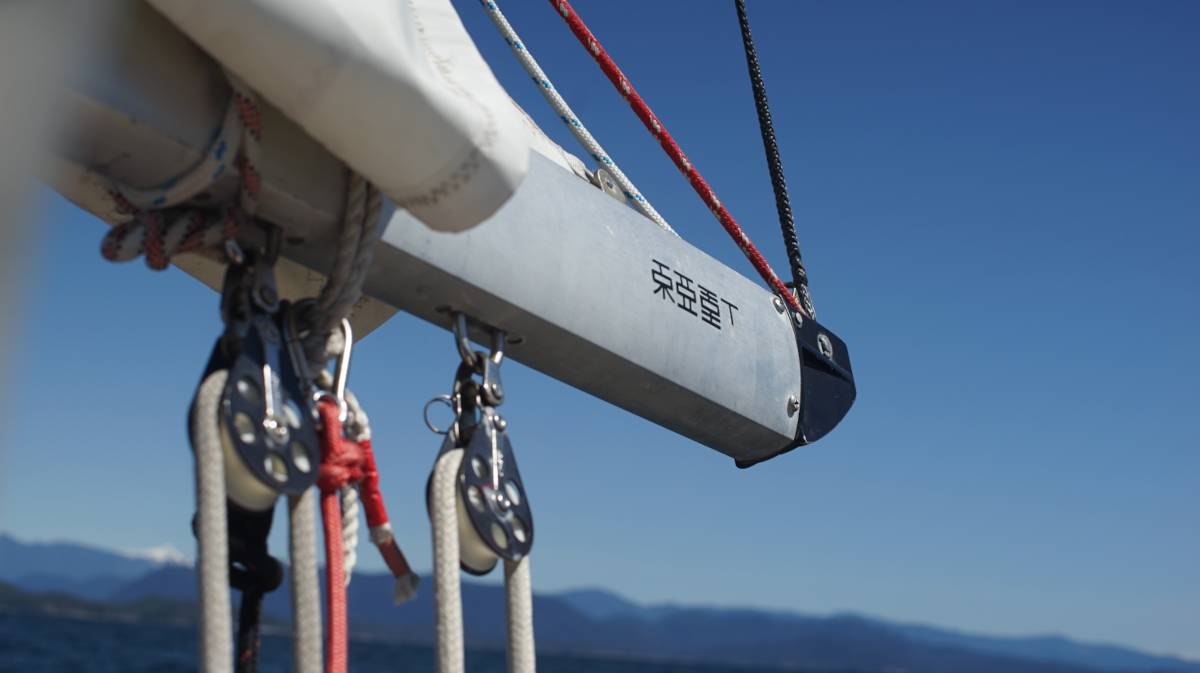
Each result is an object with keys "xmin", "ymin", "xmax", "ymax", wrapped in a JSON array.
[
  {"xmin": 431, "ymin": 449, "xmax": 466, "ymax": 673},
  {"xmin": 431, "ymin": 445, "xmax": 536, "ymax": 673},
  {"xmin": 340, "ymin": 485, "xmax": 361, "ymax": 584},
  {"xmin": 288, "ymin": 490, "xmax": 323, "ymax": 673},
  {"xmin": 191, "ymin": 371, "xmax": 233, "ymax": 673},
  {"xmin": 479, "ymin": 0, "xmax": 675, "ymax": 235},
  {"xmin": 504, "ymin": 558, "xmax": 536, "ymax": 673}
]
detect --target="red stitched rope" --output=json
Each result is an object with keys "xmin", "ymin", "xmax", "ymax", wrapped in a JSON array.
[
  {"xmin": 316, "ymin": 400, "xmax": 362, "ymax": 673},
  {"xmin": 316, "ymin": 398, "xmax": 416, "ymax": 672},
  {"xmin": 547, "ymin": 0, "xmax": 808, "ymax": 318}
]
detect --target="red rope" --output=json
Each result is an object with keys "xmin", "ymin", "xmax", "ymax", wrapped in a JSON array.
[
  {"xmin": 316, "ymin": 400, "xmax": 361, "ymax": 673},
  {"xmin": 315, "ymin": 398, "xmax": 417, "ymax": 673},
  {"xmin": 547, "ymin": 0, "xmax": 808, "ymax": 318}
]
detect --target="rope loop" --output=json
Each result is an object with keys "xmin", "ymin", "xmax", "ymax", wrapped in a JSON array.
[{"xmin": 99, "ymin": 72, "xmax": 262, "ymax": 269}]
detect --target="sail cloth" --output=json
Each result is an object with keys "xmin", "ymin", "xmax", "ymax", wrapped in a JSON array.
[{"xmin": 145, "ymin": 0, "xmax": 541, "ymax": 231}]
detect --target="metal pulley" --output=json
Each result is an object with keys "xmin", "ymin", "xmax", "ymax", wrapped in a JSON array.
[
  {"xmin": 426, "ymin": 313, "xmax": 533, "ymax": 575},
  {"xmin": 191, "ymin": 238, "xmax": 321, "ymax": 512}
]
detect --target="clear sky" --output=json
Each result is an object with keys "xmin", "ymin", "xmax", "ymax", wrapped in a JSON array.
[{"xmin": 2, "ymin": 0, "xmax": 1197, "ymax": 660}]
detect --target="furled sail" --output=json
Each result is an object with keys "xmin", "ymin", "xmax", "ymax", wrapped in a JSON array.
[{"xmin": 146, "ymin": 0, "xmax": 535, "ymax": 231}]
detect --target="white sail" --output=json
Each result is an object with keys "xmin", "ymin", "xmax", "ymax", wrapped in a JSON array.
[{"xmin": 146, "ymin": 0, "xmax": 535, "ymax": 232}]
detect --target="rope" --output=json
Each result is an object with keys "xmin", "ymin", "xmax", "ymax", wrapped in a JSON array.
[
  {"xmin": 316, "ymin": 396, "xmax": 418, "ymax": 673},
  {"xmin": 320, "ymin": 481, "xmax": 351, "ymax": 673},
  {"xmin": 478, "ymin": 0, "xmax": 675, "ymax": 235},
  {"xmin": 234, "ymin": 589, "xmax": 266, "ymax": 673},
  {"xmin": 315, "ymin": 399, "xmax": 365, "ymax": 673},
  {"xmin": 303, "ymin": 173, "xmax": 383, "ymax": 367},
  {"xmin": 504, "ymin": 558, "xmax": 536, "ymax": 673},
  {"xmin": 734, "ymin": 0, "xmax": 815, "ymax": 318},
  {"xmin": 287, "ymin": 491, "xmax": 323, "ymax": 673},
  {"xmin": 547, "ymin": 0, "xmax": 810, "ymax": 318},
  {"xmin": 431, "ymin": 449, "xmax": 466, "ymax": 673},
  {"xmin": 340, "ymin": 486, "xmax": 361, "ymax": 584},
  {"xmin": 191, "ymin": 370, "xmax": 234, "ymax": 673},
  {"xmin": 99, "ymin": 72, "xmax": 261, "ymax": 269}
]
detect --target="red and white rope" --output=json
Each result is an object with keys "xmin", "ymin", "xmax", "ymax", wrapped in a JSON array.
[
  {"xmin": 478, "ymin": 0, "xmax": 674, "ymax": 234},
  {"xmin": 99, "ymin": 72, "xmax": 262, "ymax": 270},
  {"xmin": 548, "ymin": 0, "xmax": 809, "ymax": 318}
]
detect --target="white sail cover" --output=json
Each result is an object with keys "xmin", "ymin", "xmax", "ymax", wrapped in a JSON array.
[{"xmin": 145, "ymin": 0, "xmax": 535, "ymax": 231}]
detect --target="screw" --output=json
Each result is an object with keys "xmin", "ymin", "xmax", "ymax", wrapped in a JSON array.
[
  {"xmin": 224, "ymin": 239, "xmax": 245, "ymax": 265},
  {"xmin": 787, "ymin": 395, "xmax": 800, "ymax": 416},
  {"xmin": 263, "ymin": 416, "xmax": 289, "ymax": 442},
  {"xmin": 493, "ymin": 415, "xmax": 508, "ymax": 432},
  {"xmin": 772, "ymin": 296, "xmax": 785, "ymax": 313},
  {"xmin": 817, "ymin": 333, "xmax": 834, "ymax": 359},
  {"xmin": 792, "ymin": 310, "xmax": 803, "ymax": 327}
]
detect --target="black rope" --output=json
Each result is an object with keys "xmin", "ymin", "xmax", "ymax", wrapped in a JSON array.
[
  {"xmin": 235, "ymin": 588, "xmax": 266, "ymax": 673},
  {"xmin": 734, "ymin": 0, "xmax": 816, "ymax": 318},
  {"xmin": 226, "ymin": 505, "xmax": 284, "ymax": 673}
]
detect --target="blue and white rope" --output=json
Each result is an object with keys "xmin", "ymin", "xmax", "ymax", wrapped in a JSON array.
[{"xmin": 479, "ymin": 0, "xmax": 675, "ymax": 235}]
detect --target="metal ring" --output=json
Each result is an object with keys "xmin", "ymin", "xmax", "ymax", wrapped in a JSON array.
[{"xmin": 423, "ymin": 395, "xmax": 455, "ymax": 435}]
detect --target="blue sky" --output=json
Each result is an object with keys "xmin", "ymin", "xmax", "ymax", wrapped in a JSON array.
[{"xmin": 2, "ymin": 0, "xmax": 1197, "ymax": 660}]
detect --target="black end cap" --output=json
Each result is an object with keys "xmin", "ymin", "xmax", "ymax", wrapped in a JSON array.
[{"xmin": 736, "ymin": 314, "xmax": 856, "ymax": 468}]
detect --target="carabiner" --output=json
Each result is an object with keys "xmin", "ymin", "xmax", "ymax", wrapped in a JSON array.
[{"xmin": 312, "ymin": 318, "xmax": 353, "ymax": 422}]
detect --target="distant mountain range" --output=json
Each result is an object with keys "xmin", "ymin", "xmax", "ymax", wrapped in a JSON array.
[{"xmin": 1, "ymin": 532, "xmax": 1195, "ymax": 673}]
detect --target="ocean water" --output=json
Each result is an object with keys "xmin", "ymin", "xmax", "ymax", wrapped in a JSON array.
[{"xmin": 0, "ymin": 614, "xmax": 753, "ymax": 673}]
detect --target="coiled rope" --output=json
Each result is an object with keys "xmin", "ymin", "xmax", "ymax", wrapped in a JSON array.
[
  {"xmin": 548, "ymin": 0, "xmax": 810, "ymax": 318},
  {"xmin": 99, "ymin": 73, "xmax": 261, "ymax": 269},
  {"xmin": 734, "ymin": 0, "xmax": 815, "ymax": 318},
  {"xmin": 478, "ymin": 0, "xmax": 674, "ymax": 234}
]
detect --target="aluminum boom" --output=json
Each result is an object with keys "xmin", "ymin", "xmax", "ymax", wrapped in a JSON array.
[{"xmin": 47, "ymin": 1, "xmax": 853, "ymax": 465}]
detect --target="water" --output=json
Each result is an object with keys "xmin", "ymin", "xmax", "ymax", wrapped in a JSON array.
[{"xmin": 0, "ymin": 615, "xmax": 761, "ymax": 673}]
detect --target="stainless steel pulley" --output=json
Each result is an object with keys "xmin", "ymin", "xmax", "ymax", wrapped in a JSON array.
[
  {"xmin": 192, "ymin": 250, "xmax": 321, "ymax": 512},
  {"xmin": 426, "ymin": 313, "xmax": 534, "ymax": 575}
]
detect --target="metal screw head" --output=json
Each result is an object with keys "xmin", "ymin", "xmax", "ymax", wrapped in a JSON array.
[
  {"xmin": 493, "ymin": 414, "xmax": 508, "ymax": 432},
  {"xmin": 772, "ymin": 296, "xmax": 785, "ymax": 313},
  {"xmin": 792, "ymin": 310, "xmax": 803, "ymax": 327},
  {"xmin": 224, "ymin": 239, "xmax": 245, "ymax": 265},
  {"xmin": 787, "ymin": 395, "xmax": 800, "ymax": 416},
  {"xmin": 817, "ymin": 333, "xmax": 834, "ymax": 360},
  {"xmin": 263, "ymin": 415, "xmax": 289, "ymax": 443}
]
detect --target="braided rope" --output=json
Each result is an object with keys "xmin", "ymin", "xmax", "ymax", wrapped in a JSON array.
[
  {"xmin": 99, "ymin": 72, "xmax": 261, "ymax": 270},
  {"xmin": 287, "ymin": 491, "xmax": 323, "ymax": 673},
  {"xmin": 431, "ymin": 449, "xmax": 466, "ymax": 673},
  {"xmin": 191, "ymin": 371, "xmax": 234, "ymax": 673},
  {"xmin": 478, "ymin": 0, "xmax": 674, "ymax": 234},
  {"xmin": 339, "ymin": 486, "xmax": 360, "ymax": 585},
  {"xmin": 504, "ymin": 558, "xmax": 536, "ymax": 673},
  {"xmin": 303, "ymin": 173, "xmax": 383, "ymax": 366},
  {"xmin": 548, "ymin": 0, "xmax": 809, "ymax": 318},
  {"xmin": 734, "ymin": 0, "xmax": 815, "ymax": 318}
]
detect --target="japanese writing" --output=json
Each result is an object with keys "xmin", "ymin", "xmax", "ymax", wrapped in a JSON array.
[{"xmin": 650, "ymin": 259, "xmax": 739, "ymax": 330}]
